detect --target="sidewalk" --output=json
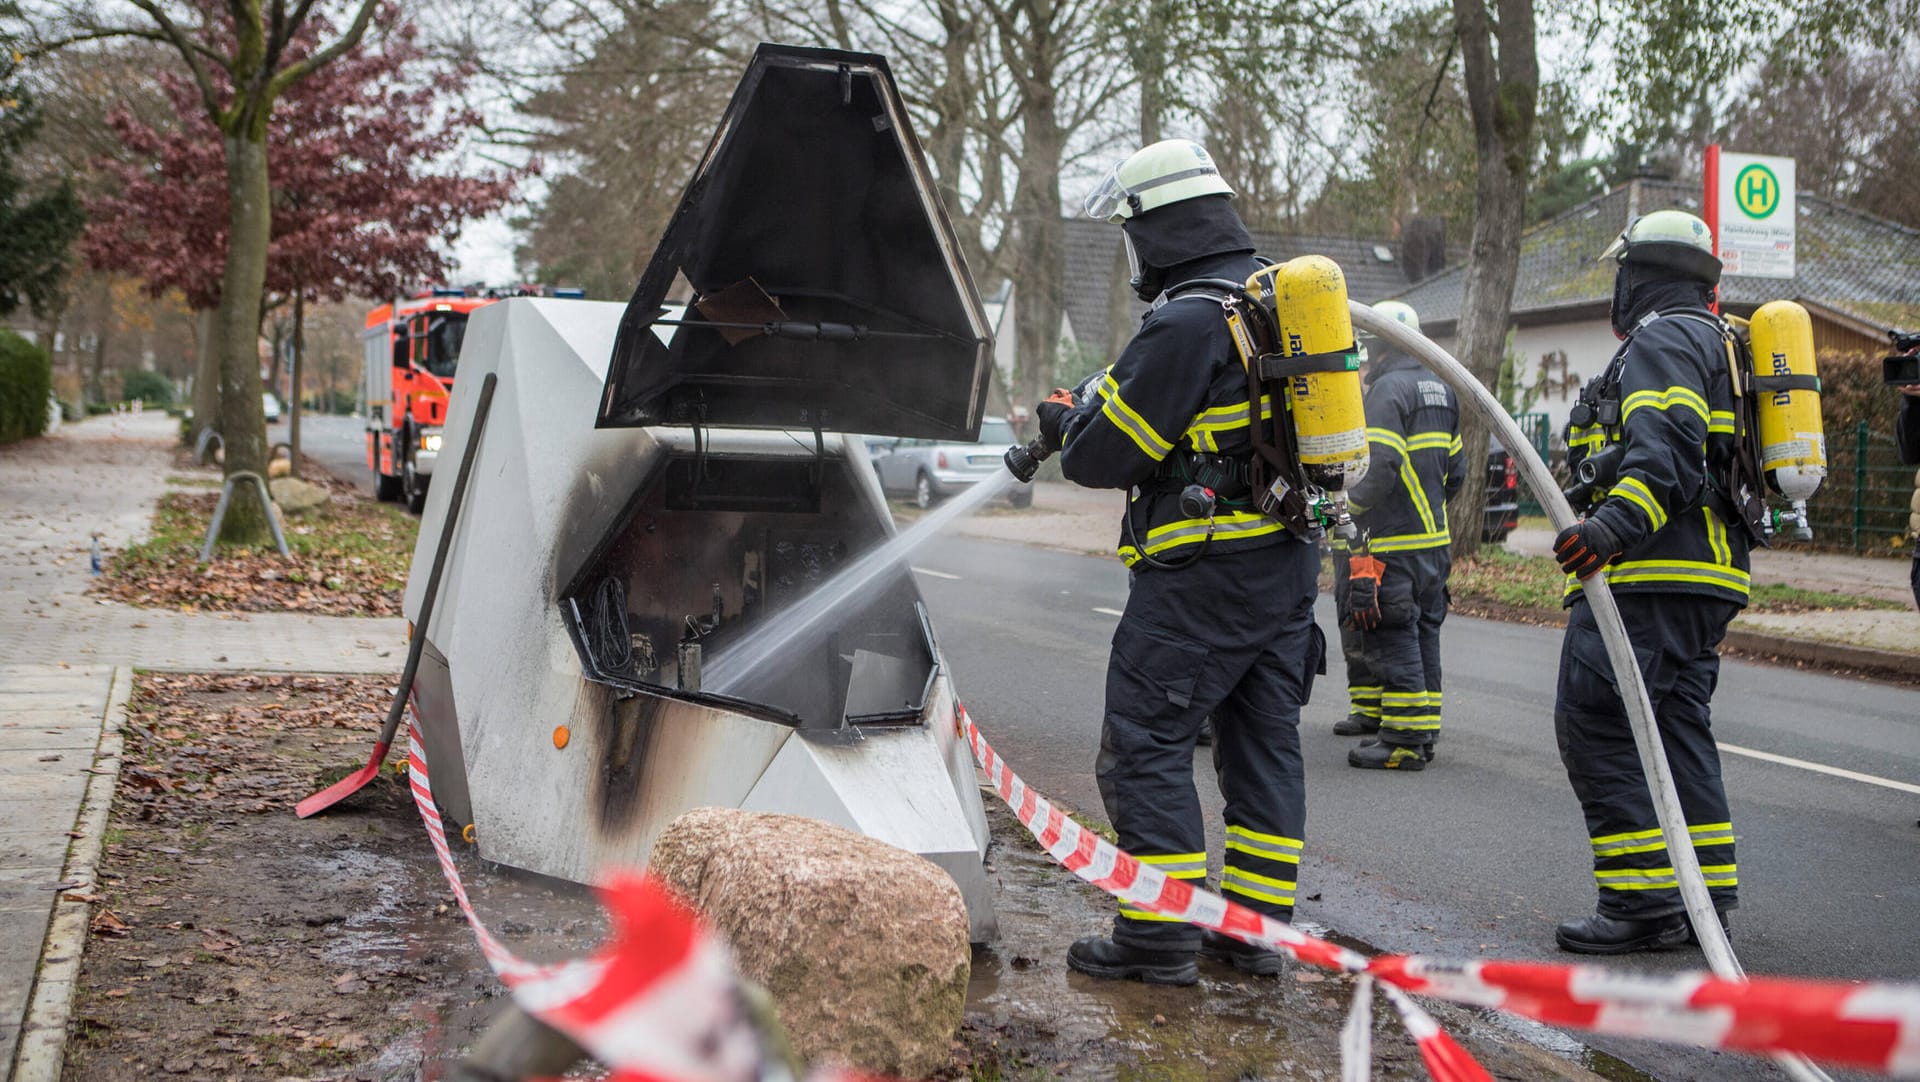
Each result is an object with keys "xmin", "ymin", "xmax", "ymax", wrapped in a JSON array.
[
  {"xmin": 947, "ymin": 488, "xmax": 1916, "ymax": 659},
  {"xmin": 0, "ymin": 415, "xmax": 404, "ymax": 1079},
  {"xmin": 1507, "ymin": 523, "xmax": 1920, "ymax": 656}
]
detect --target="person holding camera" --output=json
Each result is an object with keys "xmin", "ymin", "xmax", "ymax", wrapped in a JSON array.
[{"xmin": 1896, "ymin": 345, "xmax": 1920, "ymax": 610}]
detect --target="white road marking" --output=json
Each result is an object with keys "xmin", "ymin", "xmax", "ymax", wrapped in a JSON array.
[
  {"xmin": 1092, "ymin": 607, "xmax": 1125, "ymax": 617},
  {"xmin": 910, "ymin": 567, "xmax": 961, "ymax": 580},
  {"xmin": 1718, "ymin": 742, "xmax": 1920, "ymax": 796}
]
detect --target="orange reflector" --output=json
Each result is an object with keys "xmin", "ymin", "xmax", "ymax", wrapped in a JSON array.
[
  {"xmin": 406, "ymin": 621, "xmax": 414, "ymax": 642},
  {"xmin": 552, "ymin": 726, "xmax": 570, "ymax": 750},
  {"xmin": 461, "ymin": 823, "xmax": 476, "ymax": 844}
]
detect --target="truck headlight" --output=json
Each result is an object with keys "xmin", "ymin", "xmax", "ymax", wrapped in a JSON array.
[{"xmin": 421, "ymin": 432, "xmax": 443, "ymax": 453}]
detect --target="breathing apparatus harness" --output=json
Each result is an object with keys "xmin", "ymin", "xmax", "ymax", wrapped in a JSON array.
[{"xmin": 1566, "ymin": 305, "xmax": 1817, "ymax": 547}]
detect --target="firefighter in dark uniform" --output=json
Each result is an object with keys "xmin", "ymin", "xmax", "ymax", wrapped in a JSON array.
[
  {"xmin": 1551, "ymin": 210, "xmax": 1745, "ymax": 954},
  {"xmin": 1333, "ymin": 301, "xmax": 1464, "ymax": 770},
  {"xmin": 1035, "ymin": 139, "xmax": 1324, "ymax": 984}
]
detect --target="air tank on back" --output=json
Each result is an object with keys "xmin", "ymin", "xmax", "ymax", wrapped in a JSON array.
[
  {"xmin": 1255, "ymin": 256, "xmax": 1368, "ymax": 491},
  {"xmin": 1748, "ymin": 300, "xmax": 1825, "ymax": 539}
]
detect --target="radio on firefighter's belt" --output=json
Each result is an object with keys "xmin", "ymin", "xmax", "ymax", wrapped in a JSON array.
[{"xmin": 1746, "ymin": 300, "xmax": 1825, "ymax": 542}]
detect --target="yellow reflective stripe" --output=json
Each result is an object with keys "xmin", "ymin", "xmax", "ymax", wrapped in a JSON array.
[
  {"xmin": 1366, "ymin": 427, "xmax": 1408, "ymax": 453},
  {"xmin": 1401, "ymin": 457, "xmax": 1439, "ymax": 534},
  {"xmin": 1369, "ymin": 530, "xmax": 1451, "ymax": 553},
  {"xmin": 1379, "ymin": 719, "xmax": 1441, "ymax": 730},
  {"xmin": 1099, "ymin": 374, "xmax": 1174, "ymax": 460},
  {"xmin": 1611, "ymin": 476, "xmax": 1668, "ymax": 532},
  {"xmin": 1568, "ymin": 426, "xmax": 1608, "ymax": 450},
  {"xmin": 1138, "ymin": 853, "xmax": 1208, "ymax": 875},
  {"xmin": 1119, "ymin": 907, "xmax": 1192, "ymax": 921},
  {"xmin": 1708, "ymin": 409, "xmax": 1737, "ymax": 435},
  {"xmin": 1221, "ymin": 867, "xmax": 1297, "ymax": 906},
  {"xmin": 1689, "ymin": 822, "xmax": 1736, "ymax": 848},
  {"xmin": 1565, "ymin": 559, "xmax": 1752, "ymax": 598},
  {"xmin": 1594, "ymin": 839, "xmax": 1668, "ymax": 857},
  {"xmin": 1224, "ymin": 838, "xmax": 1302, "ymax": 864},
  {"xmin": 1449, "ymin": 434, "xmax": 1463, "ymax": 454},
  {"xmin": 1380, "ymin": 691, "xmax": 1428, "ymax": 703},
  {"xmin": 1406, "ymin": 431, "xmax": 1454, "ymax": 451},
  {"xmin": 1591, "ymin": 826, "xmax": 1664, "ymax": 846},
  {"xmin": 1704, "ymin": 508, "xmax": 1731, "ymax": 566},
  {"xmin": 1700, "ymin": 864, "xmax": 1739, "ymax": 887},
  {"xmin": 1622, "ymin": 386, "xmax": 1709, "ymax": 425},
  {"xmin": 1225, "ymin": 825, "xmax": 1303, "ymax": 851},
  {"xmin": 1595, "ymin": 866, "xmax": 1679, "ymax": 890}
]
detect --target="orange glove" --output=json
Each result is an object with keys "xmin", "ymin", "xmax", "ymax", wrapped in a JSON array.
[{"xmin": 1345, "ymin": 554, "xmax": 1384, "ymax": 630}]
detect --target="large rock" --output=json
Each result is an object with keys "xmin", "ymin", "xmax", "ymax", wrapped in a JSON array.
[
  {"xmin": 649, "ymin": 808, "xmax": 970, "ymax": 1078},
  {"xmin": 269, "ymin": 477, "xmax": 330, "ymax": 517}
]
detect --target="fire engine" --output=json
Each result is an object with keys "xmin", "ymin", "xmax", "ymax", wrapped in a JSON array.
[{"xmin": 363, "ymin": 286, "xmax": 580, "ymax": 511}]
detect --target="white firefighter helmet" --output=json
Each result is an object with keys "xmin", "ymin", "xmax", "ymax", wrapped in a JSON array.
[
  {"xmin": 1083, "ymin": 139, "xmax": 1235, "ymax": 223},
  {"xmin": 1372, "ymin": 300, "xmax": 1421, "ymax": 334},
  {"xmin": 1599, "ymin": 209, "xmax": 1721, "ymax": 282}
]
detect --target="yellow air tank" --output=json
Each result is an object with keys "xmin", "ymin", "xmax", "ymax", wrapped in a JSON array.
[
  {"xmin": 1251, "ymin": 255, "xmax": 1368, "ymax": 491},
  {"xmin": 1747, "ymin": 299, "xmax": 1826, "ymax": 506}
]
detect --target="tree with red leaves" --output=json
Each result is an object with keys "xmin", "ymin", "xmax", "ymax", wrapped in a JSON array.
[{"xmin": 86, "ymin": 13, "xmax": 514, "ymax": 476}]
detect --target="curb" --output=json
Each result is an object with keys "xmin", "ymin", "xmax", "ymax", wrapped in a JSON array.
[
  {"xmin": 10, "ymin": 666, "xmax": 131, "ymax": 1082},
  {"xmin": 1452, "ymin": 596, "xmax": 1920, "ymax": 685}
]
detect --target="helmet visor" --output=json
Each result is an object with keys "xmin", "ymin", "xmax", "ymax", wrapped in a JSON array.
[
  {"xmin": 1083, "ymin": 164, "xmax": 1129, "ymax": 221},
  {"xmin": 1122, "ymin": 232, "xmax": 1143, "ymax": 283},
  {"xmin": 1598, "ymin": 230, "xmax": 1629, "ymax": 264}
]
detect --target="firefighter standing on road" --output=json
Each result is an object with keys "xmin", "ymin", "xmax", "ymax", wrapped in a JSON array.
[
  {"xmin": 1333, "ymin": 301, "xmax": 1464, "ymax": 770},
  {"xmin": 1551, "ymin": 210, "xmax": 1745, "ymax": 954},
  {"xmin": 1033, "ymin": 140, "xmax": 1324, "ymax": 985}
]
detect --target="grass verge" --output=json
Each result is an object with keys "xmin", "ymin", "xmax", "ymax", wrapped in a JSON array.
[{"xmin": 1450, "ymin": 549, "xmax": 1905, "ymax": 616}]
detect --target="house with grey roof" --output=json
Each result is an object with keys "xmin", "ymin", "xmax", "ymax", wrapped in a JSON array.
[{"xmin": 1391, "ymin": 178, "xmax": 1920, "ymax": 432}]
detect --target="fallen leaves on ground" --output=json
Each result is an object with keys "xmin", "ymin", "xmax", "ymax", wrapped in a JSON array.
[{"xmin": 90, "ymin": 461, "xmax": 417, "ymax": 617}]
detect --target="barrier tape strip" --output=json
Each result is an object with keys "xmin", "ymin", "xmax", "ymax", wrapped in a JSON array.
[
  {"xmin": 404, "ymin": 712, "xmax": 837, "ymax": 1082},
  {"xmin": 958, "ymin": 705, "xmax": 1920, "ymax": 1079}
]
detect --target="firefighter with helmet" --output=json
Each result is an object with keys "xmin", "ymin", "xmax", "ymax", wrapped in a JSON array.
[
  {"xmin": 1333, "ymin": 300, "xmax": 1464, "ymax": 769},
  {"xmin": 1551, "ymin": 209, "xmax": 1745, "ymax": 953},
  {"xmin": 1029, "ymin": 139, "xmax": 1325, "ymax": 984}
]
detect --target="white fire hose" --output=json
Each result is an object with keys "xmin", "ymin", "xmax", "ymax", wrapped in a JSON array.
[{"xmin": 1347, "ymin": 303, "xmax": 1832, "ymax": 1082}]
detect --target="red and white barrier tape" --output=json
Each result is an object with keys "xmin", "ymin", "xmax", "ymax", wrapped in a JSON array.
[
  {"xmin": 957, "ymin": 704, "xmax": 1920, "ymax": 1079},
  {"xmin": 404, "ymin": 712, "xmax": 834, "ymax": 1082}
]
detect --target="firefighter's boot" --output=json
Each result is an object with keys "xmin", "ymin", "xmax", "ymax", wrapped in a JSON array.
[
  {"xmin": 1358, "ymin": 737, "xmax": 1434, "ymax": 762},
  {"xmin": 1066, "ymin": 936, "xmax": 1198, "ymax": 985},
  {"xmin": 1199, "ymin": 928, "xmax": 1287, "ymax": 977},
  {"xmin": 1554, "ymin": 912, "xmax": 1689, "ymax": 955},
  {"xmin": 1332, "ymin": 713, "xmax": 1379, "ymax": 736},
  {"xmin": 1348, "ymin": 741, "xmax": 1428, "ymax": 771},
  {"xmin": 1685, "ymin": 909, "xmax": 1732, "ymax": 946}
]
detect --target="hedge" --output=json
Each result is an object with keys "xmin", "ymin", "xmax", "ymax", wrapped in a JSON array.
[
  {"xmin": 0, "ymin": 331, "xmax": 53, "ymax": 445},
  {"xmin": 122, "ymin": 369, "xmax": 174, "ymax": 409}
]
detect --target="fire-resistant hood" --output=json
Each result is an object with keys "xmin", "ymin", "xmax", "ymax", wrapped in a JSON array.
[{"xmin": 599, "ymin": 44, "xmax": 994, "ymax": 441}]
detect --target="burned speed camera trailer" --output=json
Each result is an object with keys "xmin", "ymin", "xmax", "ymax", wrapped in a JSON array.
[{"xmin": 401, "ymin": 44, "xmax": 999, "ymax": 940}]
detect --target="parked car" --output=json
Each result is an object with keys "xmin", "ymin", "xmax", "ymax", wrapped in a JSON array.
[
  {"xmin": 262, "ymin": 392, "xmax": 282, "ymax": 423},
  {"xmin": 1483, "ymin": 436, "xmax": 1521, "ymax": 543},
  {"xmin": 871, "ymin": 416, "xmax": 1032, "ymax": 509}
]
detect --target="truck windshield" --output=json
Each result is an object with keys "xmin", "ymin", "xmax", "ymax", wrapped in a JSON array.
[{"xmin": 420, "ymin": 313, "xmax": 467, "ymax": 379}]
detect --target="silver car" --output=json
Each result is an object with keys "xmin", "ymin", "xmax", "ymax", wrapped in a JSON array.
[{"xmin": 870, "ymin": 416, "xmax": 1031, "ymax": 509}]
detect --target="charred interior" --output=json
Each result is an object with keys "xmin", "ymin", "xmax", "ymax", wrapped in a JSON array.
[{"xmin": 559, "ymin": 447, "xmax": 935, "ymax": 730}]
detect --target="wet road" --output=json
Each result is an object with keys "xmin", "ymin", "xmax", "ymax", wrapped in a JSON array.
[
  {"xmin": 272, "ymin": 412, "xmax": 377, "ymax": 497},
  {"xmin": 913, "ymin": 533, "xmax": 1920, "ymax": 1082}
]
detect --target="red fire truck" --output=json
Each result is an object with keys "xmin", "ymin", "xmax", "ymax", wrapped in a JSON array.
[{"xmin": 362, "ymin": 290, "xmax": 496, "ymax": 511}]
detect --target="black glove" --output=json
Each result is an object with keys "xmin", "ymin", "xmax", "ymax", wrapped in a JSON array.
[
  {"xmin": 1554, "ymin": 515, "xmax": 1625, "ymax": 579},
  {"xmin": 1344, "ymin": 554, "xmax": 1384, "ymax": 630},
  {"xmin": 1035, "ymin": 396, "xmax": 1073, "ymax": 452}
]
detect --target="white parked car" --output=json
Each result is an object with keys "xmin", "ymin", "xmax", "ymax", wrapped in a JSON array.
[
  {"xmin": 869, "ymin": 416, "xmax": 1031, "ymax": 509},
  {"xmin": 262, "ymin": 392, "xmax": 282, "ymax": 422}
]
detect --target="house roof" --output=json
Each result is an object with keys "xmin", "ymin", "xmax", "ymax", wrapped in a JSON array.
[
  {"xmin": 1392, "ymin": 179, "xmax": 1920, "ymax": 336},
  {"xmin": 1061, "ymin": 218, "xmax": 1435, "ymax": 354}
]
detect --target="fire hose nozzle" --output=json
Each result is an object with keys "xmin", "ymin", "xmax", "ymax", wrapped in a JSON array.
[{"xmin": 1004, "ymin": 438, "xmax": 1053, "ymax": 484}]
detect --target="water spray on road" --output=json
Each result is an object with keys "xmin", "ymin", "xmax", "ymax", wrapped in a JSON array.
[{"xmin": 703, "ymin": 469, "xmax": 1018, "ymax": 696}]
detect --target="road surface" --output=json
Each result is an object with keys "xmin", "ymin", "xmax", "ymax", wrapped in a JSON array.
[
  {"xmin": 272, "ymin": 412, "xmax": 375, "ymax": 497},
  {"xmin": 911, "ymin": 532, "xmax": 1920, "ymax": 1081}
]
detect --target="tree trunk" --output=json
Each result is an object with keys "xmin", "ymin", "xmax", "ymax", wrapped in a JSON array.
[
  {"xmin": 88, "ymin": 277, "xmax": 113, "ymax": 405},
  {"xmin": 1445, "ymin": 0, "xmax": 1537, "ymax": 563},
  {"xmin": 1010, "ymin": 86, "xmax": 1065, "ymax": 408},
  {"xmin": 191, "ymin": 307, "xmax": 219, "ymax": 444},
  {"xmin": 213, "ymin": 132, "xmax": 275, "ymax": 545},
  {"xmin": 290, "ymin": 286, "xmax": 304, "ymax": 478}
]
